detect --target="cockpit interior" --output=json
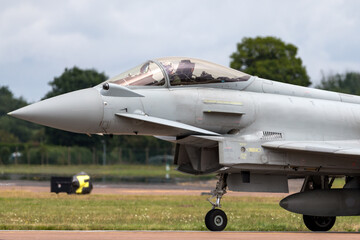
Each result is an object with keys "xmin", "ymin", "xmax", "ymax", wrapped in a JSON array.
[{"xmin": 105, "ymin": 57, "xmax": 251, "ymax": 87}]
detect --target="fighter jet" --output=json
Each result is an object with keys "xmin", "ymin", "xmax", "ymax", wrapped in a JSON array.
[{"xmin": 8, "ymin": 57, "xmax": 360, "ymax": 231}]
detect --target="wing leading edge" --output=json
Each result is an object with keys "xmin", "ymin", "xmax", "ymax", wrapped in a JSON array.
[
  {"xmin": 262, "ymin": 140, "xmax": 360, "ymax": 156},
  {"xmin": 116, "ymin": 113, "xmax": 220, "ymax": 136}
]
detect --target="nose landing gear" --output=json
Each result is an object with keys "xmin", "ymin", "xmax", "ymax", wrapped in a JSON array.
[
  {"xmin": 205, "ymin": 173, "xmax": 228, "ymax": 231},
  {"xmin": 303, "ymin": 215, "xmax": 336, "ymax": 231},
  {"xmin": 205, "ymin": 208, "xmax": 228, "ymax": 231}
]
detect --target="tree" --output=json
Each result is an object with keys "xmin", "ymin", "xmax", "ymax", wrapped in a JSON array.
[
  {"xmin": 316, "ymin": 72, "xmax": 360, "ymax": 95},
  {"xmin": 0, "ymin": 86, "xmax": 27, "ymax": 116},
  {"xmin": 43, "ymin": 67, "xmax": 108, "ymax": 146},
  {"xmin": 44, "ymin": 66, "xmax": 108, "ymax": 99},
  {"xmin": 0, "ymin": 129, "xmax": 19, "ymax": 144},
  {"xmin": 0, "ymin": 86, "xmax": 41, "ymax": 143},
  {"xmin": 230, "ymin": 36, "xmax": 311, "ymax": 86}
]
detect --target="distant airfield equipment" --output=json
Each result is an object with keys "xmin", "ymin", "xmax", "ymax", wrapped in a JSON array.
[
  {"xmin": 9, "ymin": 57, "xmax": 360, "ymax": 231},
  {"xmin": 51, "ymin": 172, "xmax": 92, "ymax": 194}
]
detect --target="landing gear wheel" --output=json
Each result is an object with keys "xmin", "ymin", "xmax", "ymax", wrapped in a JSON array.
[
  {"xmin": 205, "ymin": 209, "xmax": 227, "ymax": 231},
  {"xmin": 303, "ymin": 215, "xmax": 336, "ymax": 231}
]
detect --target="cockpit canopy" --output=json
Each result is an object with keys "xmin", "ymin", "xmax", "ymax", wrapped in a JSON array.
[{"xmin": 106, "ymin": 57, "xmax": 251, "ymax": 87}]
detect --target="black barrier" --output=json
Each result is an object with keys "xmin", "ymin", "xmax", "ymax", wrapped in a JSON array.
[
  {"xmin": 50, "ymin": 176, "xmax": 73, "ymax": 194},
  {"xmin": 50, "ymin": 173, "xmax": 93, "ymax": 194}
]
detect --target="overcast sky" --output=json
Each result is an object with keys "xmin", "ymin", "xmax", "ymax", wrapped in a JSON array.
[{"xmin": 1, "ymin": 0, "xmax": 360, "ymax": 102}]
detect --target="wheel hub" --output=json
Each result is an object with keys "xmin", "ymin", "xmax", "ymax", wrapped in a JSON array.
[
  {"xmin": 214, "ymin": 215, "xmax": 223, "ymax": 226},
  {"xmin": 314, "ymin": 216, "xmax": 332, "ymax": 227}
]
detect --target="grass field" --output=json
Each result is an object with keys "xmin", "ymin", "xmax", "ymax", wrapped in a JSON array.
[
  {"xmin": 0, "ymin": 190, "xmax": 359, "ymax": 231},
  {"xmin": 0, "ymin": 165, "xmax": 355, "ymax": 231}
]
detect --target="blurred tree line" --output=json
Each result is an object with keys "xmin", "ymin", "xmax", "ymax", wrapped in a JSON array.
[
  {"xmin": 316, "ymin": 72, "xmax": 360, "ymax": 94},
  {"xmin": 1, "ymin": 36, "xmax": 359, "ymax": 164}
]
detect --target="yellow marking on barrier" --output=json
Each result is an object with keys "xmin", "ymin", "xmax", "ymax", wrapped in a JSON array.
[{"xmin": 75, "ymin": 175, "xmax": 90, "ymax": 194}]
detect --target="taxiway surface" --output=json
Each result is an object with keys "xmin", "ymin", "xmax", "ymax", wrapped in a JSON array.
[
  {"xmin": 0, "ymin": 231, "xmax": 359, "ymax": 240},
  {"xmin": 0, "ymin": 178, "xmax": 303, "ymax": 196}
]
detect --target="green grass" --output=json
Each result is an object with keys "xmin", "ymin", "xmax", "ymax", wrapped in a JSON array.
[
  {"xmin": 0, "ymin": 164, "xmax": 213, "ymax": 180},
  {"xmin": 0, "ymin": 190, "xmax": 359, "ymax": 231}
]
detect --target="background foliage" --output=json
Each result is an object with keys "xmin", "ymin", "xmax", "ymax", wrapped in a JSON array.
[
  {"xmin": 316, "ymin": 72, "xmax": 360, "ymax": 94},
  {"xmin": 230, "ymin": 36, "xmax": 311, "ymax": 86}
]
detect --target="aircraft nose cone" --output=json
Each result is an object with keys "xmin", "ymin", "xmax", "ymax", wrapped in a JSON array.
[{"xmin": 8, "ymin": 88, "xmax": 104, "ymax": 134}]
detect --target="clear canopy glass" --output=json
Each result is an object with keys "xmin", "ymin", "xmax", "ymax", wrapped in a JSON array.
[
  {"xmin": 107, "ymin": 61, "xmax": 165, "ymax": 86},
  {"xmin": 157, "ymin": 57, "xmax": 251, "ymax": 86},
  {"xmin": 105, "ymin": 57, "xmax": 251, "ymax": 87}
]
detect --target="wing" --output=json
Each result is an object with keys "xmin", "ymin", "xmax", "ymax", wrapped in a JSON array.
[{"xmin": 262, "ymin": 140, "xmax": 360, "ymax": 156}]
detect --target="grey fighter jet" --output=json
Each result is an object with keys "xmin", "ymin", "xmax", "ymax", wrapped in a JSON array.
[{"xmin": 8, "ymin": 57, "xmax": 360, "ymax": 231}]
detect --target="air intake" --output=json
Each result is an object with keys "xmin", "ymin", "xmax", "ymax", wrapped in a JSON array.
[{"xmin": 261, "ymin": 131, "xmax": 283, "ymax": 140}]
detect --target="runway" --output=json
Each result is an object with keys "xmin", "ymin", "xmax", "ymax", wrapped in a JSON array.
[
  {"xmin": 0, "ymin": 231, "xmax": 359, "ymax": 240},
  {"xmin": 0, "ymin": 179, "xmax": 304, "ymax": 196}
]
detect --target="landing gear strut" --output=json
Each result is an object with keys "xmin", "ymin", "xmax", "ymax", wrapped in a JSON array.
[{"xmin": 205, "ymin": 173, "xmax": 228, "ymax": 231}]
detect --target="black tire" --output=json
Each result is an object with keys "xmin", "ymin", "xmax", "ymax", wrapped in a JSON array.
[
  {"xmin": 303, "ymin": 215, "xmax": 336, "ymax": 231},
  {"xmin": 205, "ymin": 209, "xmax": 227, "ymax": 231}
]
